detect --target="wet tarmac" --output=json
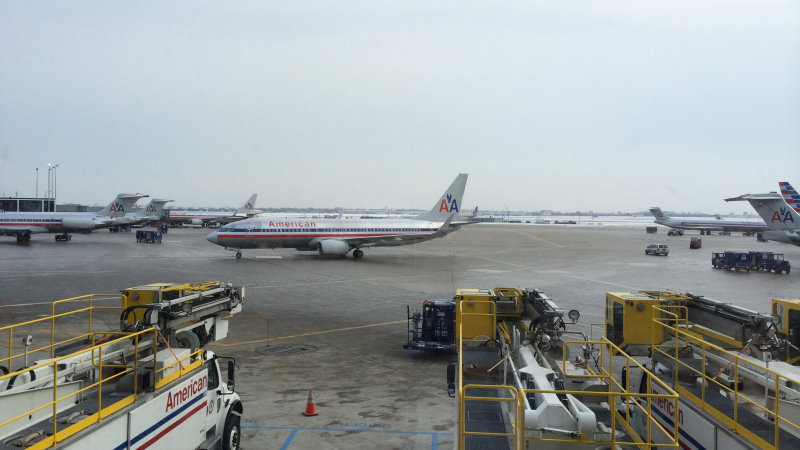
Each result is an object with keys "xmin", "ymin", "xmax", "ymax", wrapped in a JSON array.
[{"xmin": 1, "ymin": 224, "xmax": 798, "ymax": 449}]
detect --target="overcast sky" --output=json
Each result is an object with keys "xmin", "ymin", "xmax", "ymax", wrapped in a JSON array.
[{"xmin": 1, "ymin": 1, "xmax": 798, "ymax": 213}]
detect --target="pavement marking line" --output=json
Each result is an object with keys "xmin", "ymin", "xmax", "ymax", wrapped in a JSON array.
[
  {"xmin": 248, "ymin": 425, "xmax": 453, "ymax": 440},
  {"xmin": 209, "ymin": 320, "xmax": 406, "ymax": 347},
  {"xmin": 280, "ymin": 428, "xmax": 298, "ymax": 450},
  {"xmin": 246, "ymin": 280, "xmax": 354, "ymax": 290},
  {"xmin": 558, "ymin": 273, "xmax": 638, "ymax": 290},
  {"xmin": 511, "ymin": 230, "xmax": 565, "ymax": 248},
  {"xmin": 467, "ymin": 256, "xmax": 526, "ymax": 268}
]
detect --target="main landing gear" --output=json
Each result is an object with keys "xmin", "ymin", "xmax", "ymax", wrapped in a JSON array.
[
  {"xmin": 353, "ymin": 249, "xmax": 363, "ymax": 259},
  {"xmin": 55, "ymin": 233, "xmax": 72, "ymax": 242},
  {"xmin": 236, "ymin": 251, "xmax": 242, "ymax": 259},
  {"xmin": 16, "ymin": 233, "xmax": 32, "ymax": 243}
]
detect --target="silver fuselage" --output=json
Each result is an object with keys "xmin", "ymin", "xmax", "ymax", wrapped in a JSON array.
[{"xmin": 206, "ymin": 217, "xmax": 455, "ymax": 251}]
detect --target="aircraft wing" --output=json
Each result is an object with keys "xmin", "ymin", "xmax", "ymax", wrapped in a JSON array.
[{"xmin": 316, "ymin": 214, "xmax": 457, "ymax": 249}]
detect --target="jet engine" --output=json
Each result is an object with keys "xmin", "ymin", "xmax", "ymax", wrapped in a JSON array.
[
  {"xmin": 61, "ymin": 216, "xmax": 99, "ymax": 230},
  {"xmin": 318, "ymin": 239, "xmax": 351, "ymax": 255},
  {"xmin": 190, "ymin": 219, "xmax": 204, "ymax": 227}
]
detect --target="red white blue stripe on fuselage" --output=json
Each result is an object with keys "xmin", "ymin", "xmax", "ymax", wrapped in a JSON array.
[
  {"xmin": 112, "ymin": 392, "xmax": 207, "ymax": 450},
  {"xmin": 208, "ymin": 220, "xmax": 443, "ymax": 250},
  {"xmin": 674, "ymin": 220, "xmax": 768, "ymax": 231}
]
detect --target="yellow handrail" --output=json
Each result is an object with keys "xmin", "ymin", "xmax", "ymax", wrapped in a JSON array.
[{"xmin": 651, "ymin": 314, "xmax": 800, "ymax": 449}]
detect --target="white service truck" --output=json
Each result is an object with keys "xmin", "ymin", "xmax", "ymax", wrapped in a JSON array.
[{"xmin": 0, "ymin": 281, "xmax": 245, "ymax": 450}]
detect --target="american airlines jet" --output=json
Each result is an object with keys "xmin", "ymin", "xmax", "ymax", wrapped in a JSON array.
[
  {"xmin": 117, "ymin": 198, "xmax": 174, "ymax": 226},
  {"xmin": 0, "ymin": 193, "xmax": 147, "ymax": 243},
  {"xmin": 779, "ymin": 181, "xmax": 800, "ymax": 214},
  {"xmin": 649, "ymin": 207, "xmax": 768, "ymax": 235},
  {"xmin": 206, "ymin": 174, "xmax": 468, "ymax": 259},
  {"xmin": 167, "ymin": 194, "xmax": 261, "ymax": 227},
  {"xmin": 726, "ymin": 192, "xmax": 800, "ymax": 247}
]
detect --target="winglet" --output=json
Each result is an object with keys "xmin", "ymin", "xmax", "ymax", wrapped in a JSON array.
[{"xmin": 415, "ymin": 174, "xmax": 468, "ymax": 222}]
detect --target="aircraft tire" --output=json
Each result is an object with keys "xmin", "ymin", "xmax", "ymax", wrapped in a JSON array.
[
  {"xmin": 353, "ymin": 249, "xmax": 363, "ymax": 258},
  {"xmin": 235, "ymin": 252, "xmax": 242, "ymax": 259}
]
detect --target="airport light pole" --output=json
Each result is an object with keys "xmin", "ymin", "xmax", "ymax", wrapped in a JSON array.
[
  {"xmin": 53, "ymin": 164, "xmax": 59, "ymax": 207},
  {"xmin": 47, "ymin": 163, "xmax": 51, "ymax": 199},
  {"xmin": 35, "ymin": 168, "xmax": 38, "ymax": 198}
]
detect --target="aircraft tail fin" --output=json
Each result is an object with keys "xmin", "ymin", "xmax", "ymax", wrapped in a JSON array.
[
  {"xmin": 414, "ymin": 174, "xmax": 468, "ymax": 222},
  {"xmin": 779, "ymin": 182, "xmax": 800, "ymax": 214},
  {"xmin": 101, "ymin": 193, "xmax": 148, "ymax": 218},
  {"xmin": 144, "ymin": 199, "xmax": 174, "ymax": 220},
  {"xmin": 648, "ymin": 207, "xmax": 668, "ymax": 223},
  {"xmin": 726, "ymin": 193, "xmax": 800, "ymax": 231},
  {"xmin": 235, "ymin": 194, "xmax": 258, "ymax": 216}
]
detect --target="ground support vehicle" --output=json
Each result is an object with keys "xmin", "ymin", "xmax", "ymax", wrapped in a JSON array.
[
  {"xmin": 404, "ymin": 300, "xmax": 456, "ymax": 353},
  {"xmin": 449, "ymin": 287, "xmax": 678, "ymax": 449},
  {"xmin": 690, "ymin": 237, "xmax": 702, "ymax": 249},
  {"xmin": 712, "ymin": 251, "xmax": 790, "ymax": 273},
  {"xmin": 606, "ymin": 290, "xmax": 800, "ymax": 449},
  {"xmin": 711, "ymin": 251, "xmax": 750, "ymax": 271},
  {"xmin": 749, "ymin": 251, "xmax": 791, "ymax": 274},
  {"xmin": 0, "ymin": 281, "xmax": 245, "ymax": 449},
  {"xmin": 668, "ymin": 229, "xmax": 684, "ymax": 236},
  {"xmin": 646, "ymin": 226, "xmax": 658, "ymax": 234},
  {"xmin": 646, "ymin": 244, "xmax": 669, "ymax": 255},
  {"xmin": 136, "ymin": 229, "xmax": 163, "ymax": 243}
]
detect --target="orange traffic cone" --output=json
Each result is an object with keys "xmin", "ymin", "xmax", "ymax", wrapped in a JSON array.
[{"xmin": 303, "ymin": 389, "xmax": 319, "ymax": 416}]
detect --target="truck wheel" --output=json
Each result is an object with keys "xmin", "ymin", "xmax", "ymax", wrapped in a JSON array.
[{"xmin": 223, "ymin": 415, "xmax": 241, "ymax": 450}]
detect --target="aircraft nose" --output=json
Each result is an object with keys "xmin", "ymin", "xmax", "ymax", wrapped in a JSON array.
[{"xmin": 206, "ymin": 231, "xmax": 218, "ymax": 244}]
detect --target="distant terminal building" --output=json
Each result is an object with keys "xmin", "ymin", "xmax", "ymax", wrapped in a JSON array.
[
  {"xmin": 0, "ymin": 197, "xmax": 56, "ymax": 212},
  {"xmin": 0, "ymin": 197, "xmax": 94, "ymax": 213}
]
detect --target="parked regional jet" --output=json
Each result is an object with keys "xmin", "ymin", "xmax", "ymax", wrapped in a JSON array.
[
  {"xmin": 167, "ymin": 194, "xmax": 261, "ymax": 227},
  {"xmin": 0, "ymin": 193, "xmax": 147, "ymax": 243},
  {"xmin": 780, "ymin": 181, "xmax": 800, "ymax": 214},
  {"xmin": 725, "ymin": 193, "xmax": 800, "ymax": 247},
  {"xmin": 206, "ymin": 174, "xmax": 469, "ymax": 259},
  {"xmin": 116, "ymin": 198, "xmax": 174, "ymax": 227},
  {"xmin": 648, "ymin": 207, "xmax": 768, "ymax": 235}
]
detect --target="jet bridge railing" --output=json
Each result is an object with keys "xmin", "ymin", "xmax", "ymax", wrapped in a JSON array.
[
  {"xmin": 652, "ymin": 306, "xmax": 800, "ymax": 449},
  {"xmin": 0, "ymin": 294, "xmax": 122, "ymax": 371}
]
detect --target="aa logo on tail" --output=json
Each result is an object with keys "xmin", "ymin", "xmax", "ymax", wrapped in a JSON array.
[
  {"xmin": 244, "ymin": 203, "xmax": 253, "ymax": 210},
  {"xmin": 771, "ymin": 207, "xmax": 795, "ymax": 223},
  {"xmin": 438, "ymin": 194, "xmax": 459, "ymax": 213},
  {"xmin": 109, "ymin": 203, "xmax": 125, "ymax": 213},
  {"xmin": 146, "ymin": 205, "xmax": 156, "ymax": 213}
]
